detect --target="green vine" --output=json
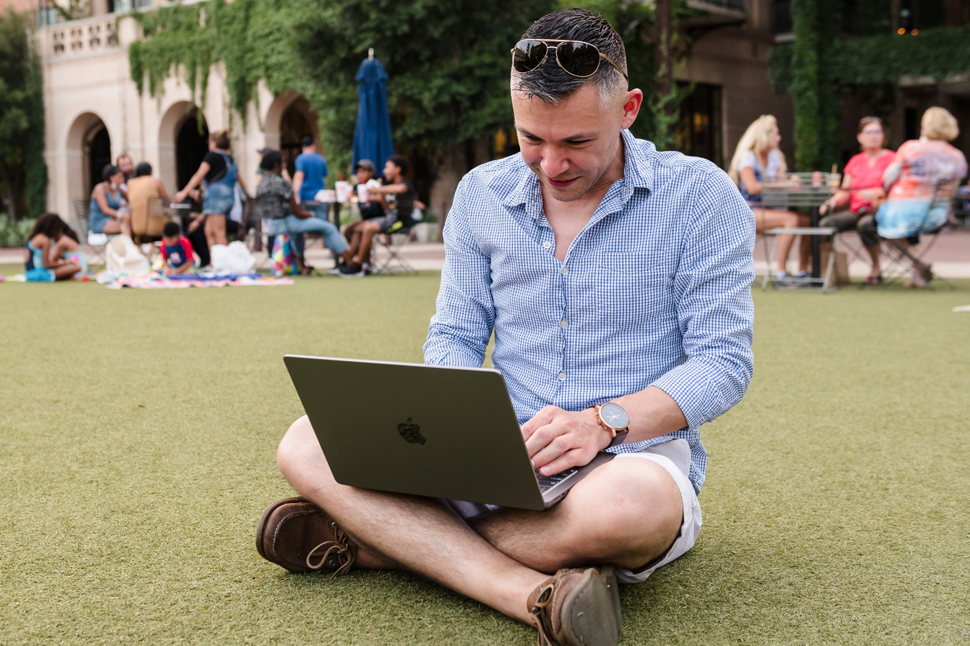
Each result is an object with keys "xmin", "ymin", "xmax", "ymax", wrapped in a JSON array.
[
  {"xmin": 129, "ymin": 4, "xmax": 215, "ymax": 108},
  {"xmin": 771, "ymin": 26, "xmax": 970, "ymax": 93},
  {"xmin": 128, "ymin": 0, "xmax": 305, "ymax": 126},
  {"xmin": 787, "ymin": 0, "xmax": 840, "ymax": 172},
  {"xmin": 770, "ymin": 16, "xmax": 970, "ymax": 171}
]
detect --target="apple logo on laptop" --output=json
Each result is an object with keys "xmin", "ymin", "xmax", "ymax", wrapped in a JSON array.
[{"xmin": 397, "ymin": 417, "xmax": 426, "ymax": 445}]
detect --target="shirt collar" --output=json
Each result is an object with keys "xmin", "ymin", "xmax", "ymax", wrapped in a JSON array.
[{"xmin": 501, "ymin": 129, "xmax": 653, "ymax": 215}]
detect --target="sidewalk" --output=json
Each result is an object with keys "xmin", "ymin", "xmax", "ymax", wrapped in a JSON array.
[{"xmin": 3, "ymin": 229, "xmax": 968, "ymax": 277}]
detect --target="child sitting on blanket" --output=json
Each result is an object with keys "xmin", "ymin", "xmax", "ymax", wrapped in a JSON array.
[
  {"xmin": 160, "ymin": 222, "xmax": 197, "ymax": 275},
  {"xmin": 24, "ymin": 214, "xmax": 82, "ymax": 282}
]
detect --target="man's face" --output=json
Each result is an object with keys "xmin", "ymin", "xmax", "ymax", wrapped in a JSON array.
[
  {"xmin": 513, "ymin": 83, "xmax": 639, "ymax": 202},
  {"xmin": 357, "ymin": 167, "xmax": 374, "ymax": 183},
  {"xmin": 118, "ymin": 156, "xmax": 134, "ymax": 175}
]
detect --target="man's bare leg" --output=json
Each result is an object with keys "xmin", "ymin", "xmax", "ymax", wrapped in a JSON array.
[{"xmin": 275, "ymin": 416, "xmax": 683, "ymax": 623}]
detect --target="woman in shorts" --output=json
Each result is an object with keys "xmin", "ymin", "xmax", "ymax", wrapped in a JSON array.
[
  {"xmin": 174, "ymin": 130, "xmax": 247, "ymax": 251},
  {"xmin": 728, "ymin": 115, "xmax": 810, "ymax": 282}
]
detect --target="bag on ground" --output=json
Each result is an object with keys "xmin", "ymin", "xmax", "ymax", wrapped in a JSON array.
[
  {"xmin": 106, "ymin": 235, "xmax": 150, "ymax": 276},
  {"xmin": 271, "ymin": 235, "xmax": 298, "ymax": 277},
  {"xmin": 210, "ymin": 241, "xmax": 255, "ymax": 274}
]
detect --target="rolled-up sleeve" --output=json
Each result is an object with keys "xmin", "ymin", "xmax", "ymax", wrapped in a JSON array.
[
  {"xmin": 650, "ymin": 171, "xmax": 755, "ymax": 429},
  {"xmin": 422, "ymin": 179, "xmax": 496, "ymax": 368}
]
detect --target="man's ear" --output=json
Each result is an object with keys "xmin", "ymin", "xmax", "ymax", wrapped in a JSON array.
[{"xmin": 620, "ymin": 89, "xmax": 644, "ymax": 130}]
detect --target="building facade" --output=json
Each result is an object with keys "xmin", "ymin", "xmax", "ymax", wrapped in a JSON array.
[{"xmin": 14, "ymin": 0, "xmax": 793, "ymax": 229}]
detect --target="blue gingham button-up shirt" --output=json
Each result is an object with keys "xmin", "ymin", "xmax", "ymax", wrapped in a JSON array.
[{"xmin": 423, "ymin": 129, "xmax": 755, "ymax": 494}]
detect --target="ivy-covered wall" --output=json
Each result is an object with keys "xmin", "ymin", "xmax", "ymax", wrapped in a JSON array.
[{"xmin": 770, "ymin": 2, "xmax": 970, "ymax": 172}]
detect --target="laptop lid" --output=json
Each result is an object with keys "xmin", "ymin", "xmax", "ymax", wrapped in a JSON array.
[{"xmin": 284, "ymin": 355, "xmax": 548, "ymax": 510}]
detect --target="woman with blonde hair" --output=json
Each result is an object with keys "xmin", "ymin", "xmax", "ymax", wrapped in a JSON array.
[
  {"xmin": 728, "ymin": 115, "xmax": 810, "ymax": 281},
  {"xmin": 875, "ymin": 106, "xmax": 967, "ymax": 287}
]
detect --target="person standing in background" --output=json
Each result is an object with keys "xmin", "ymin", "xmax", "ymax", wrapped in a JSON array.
[
  {"xmin": 173, "ymin": 130, "xmax": 246, "ymax": 251},
  {"xmin": 292, "ymin": 135, "xmax": 328, "ymax": 213},
  {"xmin": 291, "ymin": 135, "xmax": 329, "ymax": 267}
]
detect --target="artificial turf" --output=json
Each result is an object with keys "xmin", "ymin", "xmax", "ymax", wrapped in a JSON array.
[{"xmin": 1, "ymin": 264, "xmax": 968, "ymax": 645}]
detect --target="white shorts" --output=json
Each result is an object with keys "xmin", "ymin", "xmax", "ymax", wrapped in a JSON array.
[
  {"xmin": 611, "ymin": 439, "xmax": 702, "ymax": 583},
  {"xmin": 446, "ymin": 439, "xmax": 702, "ymax": 585}
]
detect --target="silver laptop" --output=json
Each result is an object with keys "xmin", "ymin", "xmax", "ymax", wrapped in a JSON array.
[{"xmin": 284, "ymin": 355, "xmax": 615, "ymax": 510}]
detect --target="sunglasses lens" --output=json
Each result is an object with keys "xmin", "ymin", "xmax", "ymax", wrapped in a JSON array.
[
  {"xmin": 513, "ymin": 40, "xmax": 547, "ymax": 73},
  {"xmin": 556, "ymin": 42, "xmax": 600, "ymax": 77}
]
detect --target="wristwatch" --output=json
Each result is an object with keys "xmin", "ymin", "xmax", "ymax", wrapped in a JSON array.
[{"xmin": 590, "ymin": 402, "xmax": 630, "ymax": 440}]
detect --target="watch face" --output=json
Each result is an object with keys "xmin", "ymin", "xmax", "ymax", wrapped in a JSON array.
[{"xmin": 599, "ymin": 402, "xmax": 629, "ymax": 429}]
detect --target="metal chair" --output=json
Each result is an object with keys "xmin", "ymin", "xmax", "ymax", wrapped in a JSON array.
[
  {"xmin": 875, "ymin": 180, "xmax": 957, "ymax": 290},
  {"xmin": 371, "ymin": 220, "xmax": 418, "ymax": 275},
  {"xmin": 74, "ymin": 198, "xmax": 114, "ymax": 266}
]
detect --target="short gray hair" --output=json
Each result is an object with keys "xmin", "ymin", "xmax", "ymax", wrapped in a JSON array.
[{"xmin": 511, "ymin": 9, "xmax": 628, "ymax": 105}]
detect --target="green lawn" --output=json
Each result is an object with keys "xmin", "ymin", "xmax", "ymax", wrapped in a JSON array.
[{"xmin": 1, "ymin": 265, "xmax": 968, "ymax": 645}]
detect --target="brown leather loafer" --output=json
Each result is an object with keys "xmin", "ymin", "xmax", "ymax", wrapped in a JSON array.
[
  {"xmin": 255, "ymin": 496, "xmax": 357, "ymax": 577},
  {"xmin": 527, "ymin": 565, "xmax": 622, "ymax": 646}
]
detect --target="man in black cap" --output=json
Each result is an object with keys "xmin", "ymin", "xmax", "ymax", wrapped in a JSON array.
[{"xmin": 350, "ymin": 159, "xmax": 384, "ymax": 221}]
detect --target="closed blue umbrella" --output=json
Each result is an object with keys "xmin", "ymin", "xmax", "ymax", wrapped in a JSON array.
[{"xmin": 352, "ymin": 51, "xmax": 394, "ymax": 177}]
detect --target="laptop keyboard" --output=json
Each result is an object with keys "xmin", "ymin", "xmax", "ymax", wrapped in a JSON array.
[{"xmin": 536, "ymin": 467, "xmax": 578, "ymax": 492}]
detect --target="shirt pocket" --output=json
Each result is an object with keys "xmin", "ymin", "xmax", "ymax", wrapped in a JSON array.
[{"xmin": 596, "ymin": 253, "xmax": 673, "ymax": 327}]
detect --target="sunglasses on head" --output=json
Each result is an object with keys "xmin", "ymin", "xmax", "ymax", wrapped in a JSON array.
[{"xmin": 511, "ymin": 39, "xmax": 629, "ymax": 81}]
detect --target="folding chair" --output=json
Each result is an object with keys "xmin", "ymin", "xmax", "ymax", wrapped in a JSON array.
[
  {"xmin": 876, "ymin": 181, "xmax": 957, "ymax": 290},
  {"xmin": 247, "ymin": 194, "xmax": 329, "ymax": 275},
  {"xmin": 371, "ymin": 221, "xmax": 418, "ymax": 275},
  {"xmin": 74, "ymin": 198, "xmax": 114, "ymax": 266}
]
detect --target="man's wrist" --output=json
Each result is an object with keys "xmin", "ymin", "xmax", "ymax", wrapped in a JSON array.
[{"xmin": 586, "ymin": 408, "xmax": 614, "ymax": 450}]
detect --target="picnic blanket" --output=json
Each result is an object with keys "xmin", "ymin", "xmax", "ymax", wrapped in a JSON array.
[{"xmin": 103, "ymin": 272, "xmax": 294, "ymax": 289}]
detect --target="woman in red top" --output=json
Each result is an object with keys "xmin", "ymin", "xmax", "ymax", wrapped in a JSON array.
[{"xmin": 819, "ymin": 117, "xmax": 895, "ymax": 285}]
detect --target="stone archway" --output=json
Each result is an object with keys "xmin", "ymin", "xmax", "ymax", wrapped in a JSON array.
[
  {"xmin": 65, "ymin": 112, "xmax": 111, "ymax": 209},
  {"xmin": 158, "ymin": 101, "xmax": 211, "ymax": 193},
  {"xmin": 263, "ymin": 91, "xmax": 319, "ymax": 177}
]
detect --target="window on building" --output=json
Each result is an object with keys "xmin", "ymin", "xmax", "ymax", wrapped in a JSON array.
[{"xmin": 675, "ymin": 83, "xmax": 723, "ymax": 168}]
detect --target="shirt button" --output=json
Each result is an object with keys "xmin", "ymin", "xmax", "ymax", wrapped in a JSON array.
[
  {"xmin": 543, "ymin": 241, "xmax": 551, "ymax": 249},
  {"xmin": 560, "ymin": 266, "xmax": 568, "ymax": 275},
  {"xmin": 560, "ymin": 320, "xmax": 568, "ymax": 328},
  {"xmin": 558, "ymin": 372, "xmax": 566, "ymax": 381}
]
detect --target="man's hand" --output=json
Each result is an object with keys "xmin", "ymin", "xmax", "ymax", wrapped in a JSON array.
[{"xmin": 521, "ymin": 406, "xmax": 612, "ymax": 476}]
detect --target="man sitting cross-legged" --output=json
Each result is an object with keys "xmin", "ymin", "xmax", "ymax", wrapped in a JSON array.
[
  {"xmin": 256, "ymin": 9, "xmax": 754, "ymax": 646},
  {"xmin": 335, "ymin": 154, "xmax": 418, "ymax": 278}
]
